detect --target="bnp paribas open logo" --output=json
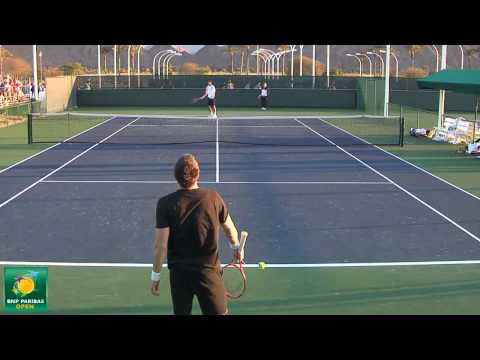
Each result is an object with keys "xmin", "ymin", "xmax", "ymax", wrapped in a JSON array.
[{"xmin": 3, "ymin": 267, "xmax": 48, "ymax": 313}]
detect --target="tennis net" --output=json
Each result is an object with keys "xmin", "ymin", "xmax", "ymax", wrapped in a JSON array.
[{"xmin": 27, "ymin": 112, "xmax": 404, "ymax": 147}]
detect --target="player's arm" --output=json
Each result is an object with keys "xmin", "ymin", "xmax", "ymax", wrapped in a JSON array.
[
  {"xmin": 222, "ymin": 215, "xmax": 243, "ymax": 262},
  {"xmin": 150, "ymin": 227, "xmax": 169, "ymax": 296},
  {"xmin": 200, "ymin": 87, "xmax": 208, "ymax": 100}
]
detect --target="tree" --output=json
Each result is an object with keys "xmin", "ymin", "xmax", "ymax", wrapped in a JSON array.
[
  {"xmin": 465, "ymin": 47, "xmax": 480, "ymax": 68},
  {"xmin": 129, "ymin": 45, "xmax": 141, "ymax": 73},
  {"xmin": 404, "ymin": 45, "xmax": 425, "ymax": 68},
  {"xmin": 4, "ymin": 56, "xmax": 31, "ymax": 76},
  {"xmin": 179, "ymin": 62, "xmax": 200, "ymax": 74},
  {"xmin": 60, "ymin": 63, "xmax": 87, "ymax": 75},
  {"xmin": 400, "ymin": 66, "xmax": 428, "ymax": 78},
  {"xmin": 117, "ymin": 45, "xmax": 128, "ymax": 74},
  {"xmin": 100, "ymin": 46, "xmax": 111, "ymax": 73},
  {"xmin": 223, "ymin": 46, "xmax": 239, "ymax": 74},
  {"xmin": 289, "ymin": 56, "xmax": 325, "ymax": 76},
  {"xmin": 245, "ymin": 45, "xmax": 255, "ymax": 75}
]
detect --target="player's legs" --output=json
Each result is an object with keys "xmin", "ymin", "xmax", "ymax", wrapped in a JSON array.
[
  {"xmin": 169, "ymin": 269, "xmax": 195, "ymax": 315},
  {"xmin": 193, "ymin": 268, "xmax": 228, "ymax": 315}
]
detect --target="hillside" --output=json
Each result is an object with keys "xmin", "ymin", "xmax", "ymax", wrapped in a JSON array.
[{"xmin": 4, "ymin": 45, "xmax": 480, "ymax": 73}]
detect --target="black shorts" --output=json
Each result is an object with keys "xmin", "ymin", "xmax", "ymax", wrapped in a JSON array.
[
  {"xmin": 207, "ymin": 98, "xmax": 216, "ymax": 107},
  {"xmin": 260, "ymin": 96, "xmax": 267, "ymax": 107},
  {"xmin": 169, "ymin": 267, "xmax": 227, "ymax": 315}
]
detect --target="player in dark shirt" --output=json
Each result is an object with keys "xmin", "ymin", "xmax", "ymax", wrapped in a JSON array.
[{"xmin": 150, "ymin": 154, "xmax": 243, "ymax": 315}]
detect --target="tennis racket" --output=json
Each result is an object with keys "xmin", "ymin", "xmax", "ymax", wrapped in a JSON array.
[
  {"xmin": 191, "ymin": 97, "xmax": 202, "ymax": 104},
  {"xmin": 221, "ymin": 231, "xmax": 248, "ymax": 300}
]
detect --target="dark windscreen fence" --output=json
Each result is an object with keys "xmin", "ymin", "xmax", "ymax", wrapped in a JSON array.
[
  {"xmin": 75, "ymin": 75, "xmax": 359, "ymax": 90},
  {"xmin": 28, "ymin": 112, "xmax": 404, "ymax": 147}
]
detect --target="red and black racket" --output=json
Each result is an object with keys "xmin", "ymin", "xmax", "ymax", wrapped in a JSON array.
[{"xmin": 221, "ymin": 231, "xmax": 248, "ymax": 300}]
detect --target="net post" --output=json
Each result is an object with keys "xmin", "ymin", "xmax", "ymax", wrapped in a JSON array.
[
  {"xmin": 399, "ymin": 116, "xmax": 405, "ymax": 147},
  {"xmin": 27, "ymin": 114, "xmax": 33, "ymax": 144}
]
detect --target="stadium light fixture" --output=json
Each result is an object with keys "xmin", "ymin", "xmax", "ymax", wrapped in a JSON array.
[
  {"xmin": 458, "ymin": 45, "xmax": 464, "ymax": 69},
  {"xmin": 355, "ymin": 53, "xmax": 372, "ymax": 77},
  {"xmin": 366, "ymin": 51, "xmax": 384, "ymax": 77},
  {"xmin": 379, "ymin": 49, "xmax": 399, "ymax": 80},
  {"xmin": 346, "ymin": 53, "xmax": 362, "ymax": 77},
  {"xmin": 429, "ymin": 45, "xmax": 439, "ymax": 72},
  {"xmin": 158, "ymin": 50, "xmax": 176, "ymax": 78},
  {"xmin": 163, "ymin": 52, "xmax": 182, "ymax": 79},
  {"xmin": 153, "ymin": 50, "xmax": 174, "ymax": 78}
]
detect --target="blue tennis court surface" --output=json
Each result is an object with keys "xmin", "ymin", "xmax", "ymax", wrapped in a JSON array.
[{"xmin": 1, "ymin": 115, "xmax": 480, "ymax": 266}]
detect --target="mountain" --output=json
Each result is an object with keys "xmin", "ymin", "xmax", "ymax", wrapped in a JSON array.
[{"xmin": 4, "ymin": 45, "xmax": 480, "ymax": 73}]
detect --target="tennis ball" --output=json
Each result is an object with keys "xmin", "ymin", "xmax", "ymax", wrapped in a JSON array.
[{"xmin": 258, "ymin": 262, "xmax": 266, "ymax": 270}]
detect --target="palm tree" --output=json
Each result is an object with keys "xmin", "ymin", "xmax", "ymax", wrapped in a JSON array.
[
  {"xmin": 223, "ymin": 46, "xmax": 239, "ymax": 74},
  {"xmin": 100, "ymin": 46, "xmax": 111, "ymax": 73},
  {"xmin": 465, "ymin": 47, "xmax": 480, "ymax": 68},
  {"xmin": 404, "ymin": 45, "xmax": 425, "ymax": 68},
  {"xmin": 117, "ymin": 45, "xmax": 128, "ymax": 74},
  {"xmin": 238, "ymin": 45, "xmax": 250, "ymax": 75},
  {"xmin": 129, "ymin": 45, "xmax": 141, "ymax": 73},
  {"xmin": 245, "ymin": 45, "xmax": 255, "ymax": 75}
]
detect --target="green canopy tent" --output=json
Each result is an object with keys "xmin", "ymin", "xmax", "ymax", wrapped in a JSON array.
[{"xmin": 417, "ymin": 69, "xmax": 480, "ymax": 121}]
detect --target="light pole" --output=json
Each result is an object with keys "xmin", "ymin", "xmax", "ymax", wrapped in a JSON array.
[
  {"xmin": 256, "ymin": 45, "xmax": 260, "ymax": 75},
  {"xmin": 299, "ymin": 45, "xmax": 304, "ymax": 76},
  {"xmin": 166, "ymin": 53, "xmax": 182, "ymax": 79},
  {"xmin": 257, "ymin": 48, "xmax": 276, "ymax": 78},
  {"xmin": 312, "ymin": 45, "xmax": 316, "ymax": 87},
  {"xmin": 163, "ymin": 52, "xmax": 181, "ymax": 79},
  {"xmin": 458, "ymin": 45, "xmax": 464, "ymax": 69},
  {"xmin": 380, "ymin": 49, "xmax": 399, "ymax": 80},
  {"xmin": 158, "ymin": 50, "xmax": 175, "ymax": 78},
  {"xmin": 38, "ymin": 50, "xmax": 43, "ymax": 83},
  {"xmin": 384, "ymin": 45, "xmax": 391, "ymax": 117},
  {"xmin": 346, "ymin": 53, "xmax": 362, "ymax": 77},
  {"xmin": 251, "ymin": 51, "xmax": 268, "ymax": 78},
  {"xmin": 356, "ymin": 53, "xmax": 372, "ymax": 77},
  {"xmin": 127, "ymin": 45, "xmax": 132, "ymax": 88},
  {"xmin": 97, "ymin": 45, "xmax": 102, "ymax": 89},
  {"xmin": 32, "ymin": 45, "xmax": 39, "ymax": 101},
  {"xmin": 137, "ymin": 45, "xmax": 143, "ymax": 88},
  {"xmin": 113, "ymin": 45, "xmax": 117, "ymax": 88},
  {"xmin": 152, "ymin": 50, "xmax": 172, "ymax": 78},
  {"xmin": 289, "ymin": 45, "xmax": 297, "ymax": 82},
  {"xmin": 327, "ymin": 45, "xmax": 330, "ymax": 88},
  {"xmin": 429, "ymin": 45, "xmax": 439, "ymax": 72},
  {"xmin": 366, "ymin": 52, "xmax": 384, "ymax": 76}
]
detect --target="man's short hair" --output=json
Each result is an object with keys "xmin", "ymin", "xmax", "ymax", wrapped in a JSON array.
[{"xmin": 174, "ymin": 154, "xmax": 200, "ymax": 188}]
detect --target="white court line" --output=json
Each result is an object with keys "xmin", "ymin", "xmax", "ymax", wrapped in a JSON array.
[
  {"xmin": 2, "ymin": 260, "xmax": 480, "ymax": 268},
  {"xmin": 0, "ymin": 117, "xmax": 142, "ymax": 210},
  {"xmin": 295, "ymin": 118, "xmax": 480, "ymax": 243},
  {"xmin": 0, "ymin": 115, "xmax": 118, "ymax": 176},
  {"xmin": 216, "ymin": 116, "xmax": 220, "ymax": 183},
  {"xmin": 39, "ymin": 180, "xmax": 392, "ymax": 185},
  {"xmin": 128, "ymin": 124, "xmax": 303, "ymax": 128},
  {"xmin": 319, "ymin": 117, "xmax": 480, "ymax": 203}
]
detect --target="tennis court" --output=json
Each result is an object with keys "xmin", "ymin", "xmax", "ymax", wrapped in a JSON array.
[{"xmin": 2, "ymin": 110, "xmax": 480, "ymax": 314}]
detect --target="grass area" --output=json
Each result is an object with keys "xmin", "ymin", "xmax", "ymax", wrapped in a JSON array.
[
  {"xmin": 3, "ymin": 265, "xmax": 480, "ymax": 315},
  {"xmin": 2, "ymin": 106, "xmax": 480, "ymax": 315},
  {"xmin": 71, "ymin": 106, "xmax": 365, "ymax": 117}
]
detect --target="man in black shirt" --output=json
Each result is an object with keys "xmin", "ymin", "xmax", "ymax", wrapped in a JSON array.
[{"xmin": 150, "ymin": 154, "xmax": 243, "ymax": 315}]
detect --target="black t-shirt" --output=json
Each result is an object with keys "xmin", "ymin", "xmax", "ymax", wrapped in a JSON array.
[{"xmin": 156, "ymin": 188, "xmax": 229, "ymax": 270}]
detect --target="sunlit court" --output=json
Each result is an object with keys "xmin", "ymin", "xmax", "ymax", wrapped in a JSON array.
[{"xmin": 2, "ymin": 44, "xmax": 480, "ymax": 315}]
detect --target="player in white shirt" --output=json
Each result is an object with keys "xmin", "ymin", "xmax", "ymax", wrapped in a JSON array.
[
  {"xmin": 199, "ymin": 80, "xmax": 217, "ymax": 118},
  {"xmin": 258, "ymin": 82, "xmax": 268, "ymax": 110}
]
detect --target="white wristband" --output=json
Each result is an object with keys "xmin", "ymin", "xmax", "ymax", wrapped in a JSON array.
[
  {"xmin": 151, "ymin": 270, "xmax": 161, "ymax": 282},
  {"xmin": 230, "ymin": 243, "xmax": 240, "ymax": 250}
]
